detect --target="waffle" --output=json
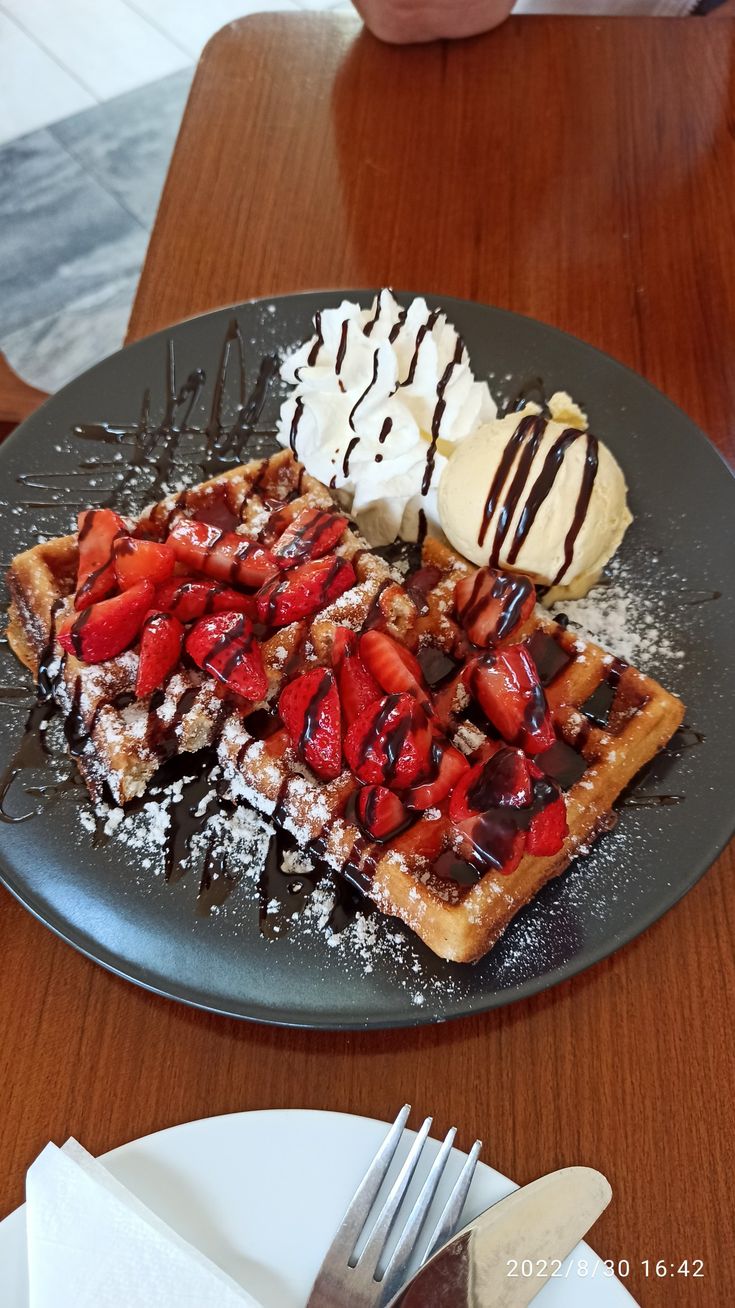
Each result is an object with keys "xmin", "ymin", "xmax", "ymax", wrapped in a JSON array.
[
  {"xmin": 6, "ymin": 450, "xmax": 685, "ymax": 962},
  {"xmin": 7, "ymin": 451, "xmax": 404, "ymax": 804}
]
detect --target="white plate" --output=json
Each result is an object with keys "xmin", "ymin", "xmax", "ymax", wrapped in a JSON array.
[{"xmin": 0, "ymin": 1109, "xmax": 637, "ymax": 1306}]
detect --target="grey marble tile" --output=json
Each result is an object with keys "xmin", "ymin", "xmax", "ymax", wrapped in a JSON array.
[
  {"xmin": 1, "ymin": 274, "xmax": 138, "ymax": 393},
  {"xmin": 51, "ymin": 70, "xmax": 193, "ymax": 230},
  {"xmin": 0, "ymin": 128, "xmax": 148, "ymax": 337}
]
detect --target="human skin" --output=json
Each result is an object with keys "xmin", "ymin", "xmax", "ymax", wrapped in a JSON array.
[{"xmin": 352, "ymin": 0, "xmax": 515, "ymax": 44}]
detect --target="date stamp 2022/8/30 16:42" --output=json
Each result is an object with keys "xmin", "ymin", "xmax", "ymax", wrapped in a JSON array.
[{"xmin": 506, "ymin": 1256, "xmax": 705, "ymax": 1282}]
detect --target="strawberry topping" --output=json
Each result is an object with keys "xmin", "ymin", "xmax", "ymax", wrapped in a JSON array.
[
  {"xmin": 278, "ymin": 667, "xmax": 342, "ymax": 780},
  {"xmin": 454, "ymin": 567, "xmax": 535, "ymax": 648},
  {"xmin": 114, "ymin": 537, "xmax": 175, "ymax": 591},
  {"xmin": 455, "ymin": 814, "xmax": 526, "ymax": 875},
  {"xmin": 331, "ymin": 626, "xmax": 382, "ymax": 727},
  {"xmin": 63, "ymin": 477, "xmax": 569, "ymax": 887},
  {"xmin": 168, "ymin": 518, "xmax": 279, "ymax": 589},
  {"xmin": 359, "ymin": 629, "xmax": 428, "ymax": 703},
  {"xmin": 344, "ymin": 693, "xmax": 432, "ymax": 789},
  {"xmin": 449, "ymin": 747, "xmax": 533, "ymax": 823},
  {"xmin": 468, "ymin": 644, "xmax": 556, "ymax": 753},
  {"xmin": 75, "ymin": 508, "xmax": 128, "ymax": 609},
  {"xmin": 356, "ymin": 785, "xmax": 413, "ymax": 842},
  {"xmin": 272, "ymin": 508, "xmax": 348, "ymax": 568},
  {"xmin": 256, "ymin": 556, "xmax": 356, "ymax": 628},
  {"xmin": 449, "ymin": 748, "xmax": 566, "ymax": 871},
  {"xmin": 526, "ymin": 789, "xmax": 568, "ymax": 856},
  {"xmin": 154, "ymin": 576, "xmax": 255, "ymax": 623},
  {"xmin": 407, "ymin": 740, "xmax": 469, "ymax": 810},
  {"xmin": 136, "ymin": 611, "xmax": 184, "ymax": 699},
  {"xmin": 59, "ymin": 580, "xmax": 154, "ymax": 663},
  {"xmin": 185, "ymin": 611, "xmax": 268, "ymax": 701}
]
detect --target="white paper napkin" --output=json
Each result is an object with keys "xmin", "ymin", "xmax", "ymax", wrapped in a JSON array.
[
  {"xmin": 26, "ymin": 1139, "xmax": 263, "ymax": 1308},
  {"xmin": 513, "ymin": 2, "xmax": 700, "ymax": 13}
]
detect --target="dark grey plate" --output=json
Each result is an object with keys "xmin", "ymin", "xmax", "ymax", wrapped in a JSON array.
[{"xmin": 1, "ymin": 291, "xmax": 734, "ymax": 1029}]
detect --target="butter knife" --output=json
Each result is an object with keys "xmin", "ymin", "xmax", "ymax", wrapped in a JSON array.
[{"xmin": 386, "ymin": 1166, "xmax": 612, "ymax": 1307}]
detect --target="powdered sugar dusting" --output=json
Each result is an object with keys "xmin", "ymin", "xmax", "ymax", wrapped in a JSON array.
[
  {"xmin": 552, "ymin": 555, "xmax": 685, "ymax": 673},
  {"xmin": 76, "ymin": 763, "xmax": 468, "ymax": 1008}
]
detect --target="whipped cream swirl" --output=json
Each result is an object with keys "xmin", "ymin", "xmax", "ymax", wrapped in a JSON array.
[{"xmin": 277, "ymin": 289, "xmax": 496, "ymax": 545}]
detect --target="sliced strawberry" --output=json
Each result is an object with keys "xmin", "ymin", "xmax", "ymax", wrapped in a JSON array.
[
  {"xmin": 114, "ymin": 537, "xmax": 175, "ymax": 591},
  {"xmin": 331, "ymin": 626, "xmax": 382, "ymax": 727},
  {"xmin": 59, "ymin": 580, "xmax": 154, "ymax": 663},
  {"xmin": 468, "ymin": 645, "xmax": 555, "ymax": 753},
  {"xmin": 168, "ymin": 518, "xmax": 279, "ymax": 589},
  {"xmin": 256, "ymin": 556, "xmax": 356, "ymax": 628},
  {"xmin": 407, "ymin": 742, "xmax": 469, "ymax": 811},
  {"xmin": 449, "ymin": 747, "xmax": 533, "ymax": 823},
  {"xmin": 75, "ymin": 508, "xmax": 128, "ymax": 610},
  {"xmin": 455, "ymin": 568, "xmax": 535, "ymax": 648},
  {"xmin": 272, "ymin": 508, "xmax": 348, "ymax": 568},
  {"xmin": 355, "ymin": 785, "xmax": 413, "ymax": 842},
  {"xmin": 185, "ymin": 611, "xmax": 268, "ymax": 701},
  {"xmin": 331, "ymin": 626, "xmax": 355, "ymax": 665},
  {"xmin": 455, "ymin": 814, "xmax": 526, "ymax": 874},
  {"xmin": 431, "ymin": 670, "xmax": 467, "ymax": 728},
  {"xmin": 278, "ymin": 667, "xmax": 342, "ymax": 780},
  {"xmin": 344, "ymin": 693, "xmax": 432, "ymax": 789},
  {"xmin": 154, "ymin": 576, "xmax": 255, "ymax": 623},
  {"xmin": 136, "ymin": 610, "xmax": 184, "ymax": 698},
  {"xmin": 393, "ymin": 811, "xmax": 449, "ymax": 864},
  {"xmin": 256, "ymin": 501, "xmax": 295, "ymax": 546},
  {"xmin": 359, "ymin": 629, "xmax": 428, "ymax": 703},
  {"xmin": 526, "ymin": 789, "xmax": 568, "ymax": 856}
]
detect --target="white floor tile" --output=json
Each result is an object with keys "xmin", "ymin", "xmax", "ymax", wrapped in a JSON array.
[
  {"xmin": 125, "ymin": 0, "xmax": 301, "ymax": 60},
  {"xmin": 1, "ymin": 0, "xmax": 191, "ymax": 102},
  {"xmin": 0, "ymin": 11, "xmax": 95, "ymax": 145}
]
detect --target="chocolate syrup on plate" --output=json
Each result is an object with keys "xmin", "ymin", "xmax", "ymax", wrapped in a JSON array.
[
  {"xmin": 619, "ymin": 793, "xmax": 683, "ymax": 809},
  {"xmin": 38, "ymin": 317, "xmax": 279, "ymax": 515}
]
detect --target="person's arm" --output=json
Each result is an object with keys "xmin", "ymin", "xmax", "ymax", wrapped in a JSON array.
[{"xmin": 352, "ymin": 0, "xmax": 515, "ymax": 44}]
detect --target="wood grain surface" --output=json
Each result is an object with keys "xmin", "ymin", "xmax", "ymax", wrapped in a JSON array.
[{"xmin": 3, "ymin": 16, "xmax": 735, "ymax": 1306}]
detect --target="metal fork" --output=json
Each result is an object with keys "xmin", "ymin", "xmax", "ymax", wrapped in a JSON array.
[{"xmin": 305, "ymin": 1105, "xmax": 482, "ymax": 1308}]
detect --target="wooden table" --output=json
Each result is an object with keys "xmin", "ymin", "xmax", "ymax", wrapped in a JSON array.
[{"xmin": 3, "ymin": 15, "xmax": 734, "ymax": 1305}]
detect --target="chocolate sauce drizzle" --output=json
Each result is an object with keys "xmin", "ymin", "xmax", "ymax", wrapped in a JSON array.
[
  {"xmin": 306, "ymin": 311, "xmax": 323, "ymax": 366},
  {"xmin": 421, "ymin": 337, "xmax": 464, "ymax": 497},
  {"xmin": 477, "ymin": 410, "xmax": 600, "ymax": 587},
  {"xmin": 399, "ymin": 309, "xmax": 440, "ymax": 389},
  {"xmin": 22, "ymin": 317, "xmax": 279, "ymax": 517},
  {"xmin": 335, "ymin": 320, "xmax": 349, "ymax": 380},
  {"xmin": 348, "ymin": 348, "xmax": 380, "ymax": 433}
]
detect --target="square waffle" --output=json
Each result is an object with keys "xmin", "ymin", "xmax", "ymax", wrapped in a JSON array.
[
  {"xmin": 6, "ymin": 451, "xmax": 402, "ymax": 804},
  {"xmin": 6, "ymin": 450, "xmax": 684, "ymax": 962}
]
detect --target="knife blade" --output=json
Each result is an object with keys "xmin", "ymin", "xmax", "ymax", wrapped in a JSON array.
[{"xmin": 386, "ymin": 1166, "xmax": 611, "ymax": 1307}]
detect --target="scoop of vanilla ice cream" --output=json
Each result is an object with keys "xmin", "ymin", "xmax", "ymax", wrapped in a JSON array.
[
  {"xmin": 277, "ymin": 289, "xmax": 496, "ymax": 545},
  {"xmin": 438, "ymin": 402, "xmax": 632, "ymax": 602}
]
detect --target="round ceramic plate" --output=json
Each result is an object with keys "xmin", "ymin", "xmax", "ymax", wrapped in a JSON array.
[
  {"xmin": 0, "ymin": 1108, "xmax": 637, "ymax": 1306},
  {"xmin": 0, "ymin": 292, "xmax": 733, "ymax": 1028}
]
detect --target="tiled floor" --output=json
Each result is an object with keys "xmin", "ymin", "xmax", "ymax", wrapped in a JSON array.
[
  {"xmin": 0, "ymin": 1, "xmax": 351, "ymax": 392},
  {"xmin": 0, "ymin": 0, "xmax": 722, "ymax": 393},
  {"xmin": 0, "ymin": 0, "xmax": 352, "ymax": 144},
  {"xmin": 0, "ymin": 71, "xmax": 192, "ymax": 392}
]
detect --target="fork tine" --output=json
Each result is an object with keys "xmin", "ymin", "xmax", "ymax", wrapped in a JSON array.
[
  {"xmin": 353, "ymin": 1115, "xmax": 433, "ymax": 1279},
  {"xmin": 377, "ymin": 1126, "xmax": 457, "ymax": 1304},
  {"xmin": 320, "ymin": 1105, "xmax": 412, "ymax": 1266},
  {"xmin": 422, "ymin": 1137, "xmax": 482, "ymax": 1261}
]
